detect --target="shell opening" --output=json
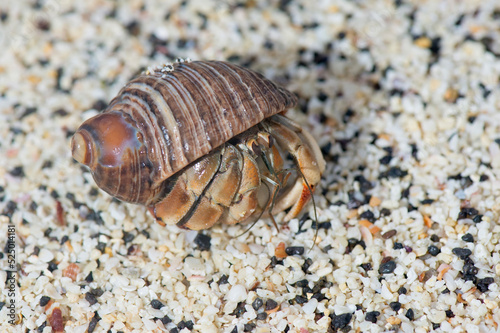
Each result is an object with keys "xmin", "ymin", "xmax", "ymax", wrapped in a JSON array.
[{"xmin": 71, "ymin": 131, "xmax": 93, "ymax": 166}]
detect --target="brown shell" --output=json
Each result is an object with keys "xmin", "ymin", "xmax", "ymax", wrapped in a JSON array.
[{"xmin": 106, "ymin": 60, "xmax": 297, "ymax": 186}]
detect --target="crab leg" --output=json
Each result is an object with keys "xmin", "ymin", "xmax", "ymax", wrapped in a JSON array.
[
  {"xmin": 148, "ymin": 147, "xmax": 222, "ymax": 227},
  {"xmin": 219, "ymin": 149, "xmax": 261, "ymax": 225},
  {"xmin": 265, "ymin": 115, "xmax": 325, "ymax": 221}
]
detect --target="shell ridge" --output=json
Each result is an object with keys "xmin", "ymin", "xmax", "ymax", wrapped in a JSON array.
[
  {"xmin": 194, "ymin": 61, "xmax": 249, "ymax": 135},
  {"xmin": 233, "ymin": 65, "xmax": 281, "ymax": 113},
  {"xmin": 119, "ymin": 87, "xmax": 174, "ymax": 175},
  {"xmin": 158, "ymin": 73, "xmax": 213, "ymax": 163},
  {"xmin": 128, "ymin": 79, "xmax": 189, "ymax": 172},
  {"xmin": 180, "ymin": 64, "xmax": 235, "ymax": 143},
  {"xmin": 170, "ymin": 65, "xmax": 224, "ymax": 150},
  {"xmin": 214, "ymin": 62, "xmax": 266, "ymax": 125}
]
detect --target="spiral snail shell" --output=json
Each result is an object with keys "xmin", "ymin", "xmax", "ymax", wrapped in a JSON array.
[{"xmin": 72, "ymin": 60, "xmax": 325, "ymax": 230}]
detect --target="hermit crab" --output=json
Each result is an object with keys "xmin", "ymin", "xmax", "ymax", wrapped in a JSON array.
[{"xmin": 71, "ymin": 60, "xmax": 325, "ymax": 230}]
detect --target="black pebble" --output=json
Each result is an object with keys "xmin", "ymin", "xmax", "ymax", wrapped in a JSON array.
[
  {"xmin": 90, "ymin": 288, "xmax": 104, "ymax": 297},
  {"xmin": 178, "ymin": 320, "xmax": 193, "ymax": 330},
  {"xmin": 231, "ymin": 302, "xmax": 246, "ymax": 317},
  {"xmin": 265, "ymin": 299, "xmax": 278, "ymax": 311},
  {"xmin": 330, "ymin": 312, "xmax": 352, "ymax": 330},
  {"xmin": 312, "ymin": 293, "xmax": 326, "ymax": 301},
  {"xmin": 302, "ymin": 258, "xmax": 313, "ymax": 273},
  {"xmin": 380, "ymin": 208, "xmax": 391, "ymax": 216},
  {"xmin": 389, "ymin": 301, "xmax": 401, "ymax": 312},
  {"xmin": 346, "ymin": 238, "xmax": 366, "ymax": 253},
  {"xmin": 379, "ymin": 260, "xmax": 396, "ymax": 274},
  {"xmin": 379, "ymin": 155, "xmax": 392, "ymax": 165},
  {"xmin": 47, "ymin": 262, "xmax": 58, "ymax": 272},
  {"xmin": 285, "ymin": 246, "xmax": 305, "ymax": 256},
  {"xmin": 342, "ymin": 109, "xmax": 355, "ymax": 123},
  {"xmin": 360, "ymin": 210, "xmax": 375, "ymax": 222},
  {"xmin": 96, "ymin": 242, "xmax": 106, "ymax": 253},
  {"xmin": 452, "ymin": 247, "xmax": 472, "ymax": 259},
  {"xmin": 127, "ymin": 244, "xmax": 139, "ymax": 255},
  {"xmin": 151, "ymin": 299, "xmax": 164, "ymax": 309},
  {"xmin": 252, "ymin": 298, "xmax": 263, "ymax": 310},
  {"xmin": 355, "ymin": 175, "xmax": 374, "ymax": 192},
  {"xmin": 125, "ymin": 20, "xmax": 141, "ymax": 36},
  {"xmin": 428, "ymin": 245, "xmax": 441, "ymax": 256},
  {"xmin": 365, "ymin": 311, "xmax": 380, "ymax": 323},
  {"xmin": 92, "ymin": 99, "xmax": 108, "ymax": 111},
  {"xmin": 3, "ymin": 201, "xmax": 17, "ymax": 217},
  {"xmin": 360, "ymin": 263, "xmax": 372, "ymax": 271},
  {"xmin": 87, "ymin": 312, "xmax": 101, "ymax": 333},
  {"xmin": 256, "ymin": 312, "xmax": 267, "ymax": 320},
  {"xmin": 218, "ymin": 274, "xmax": 229, "ymax": 285},
  {"xmin": 170, "ymin": 328, "xmax": 179, "ymax": 333},
  {"xmin": 347, "ymin": 198, "xmax": 363, "ymax": 210},
  {"xmin": 317, "ymin": 91, "xmax": 328, "ymax": 101},
  {"xmin": 401, "ymin": 187, "xmax": 410, "ymax": 199},
  {"xmin": 43, "ymin": 227, "xmax": 53, "ymax": 238},
  {"xmin": 85, "ymin": 272, "xmax": 94, "ymax": 283},
  {"xmin": 60, "ymin": 235, "xmax": 69, "ymax": 245},
  {"xmin": 398, "ymin": 286, "xmax": 407, "ymax": 295},
  {"xmin": 405, "ymin": 308, "xmax": 415, "ymax": 320},
  {"xmin": 52, "ymin": 109, "xmax": 68, "ymax": 117},
  {"xmin": 461, "ymin": 233, "xmax": 474, "ymax": 242},
  {"xmin": 473, "ymin": 215, "xmax": 483, "ymax": 223},
  {"xmin": 85, "ymin": 292, "xmax": 98, "ymax": 305},
  {"xmin": 295, "ymin": 295, "xmax": 308, "ymax": 304},
  {"xmin": 39, "ymin": 296, "xmax": 51, "ymax": 307},
  {"xmin": 270, "ymin": 255, "xmax": 284, "ymax": 267},
  {"xmin": 141, "ymin": 230, "xmax": 150, "ymax": 238},
  {"xmin": 37, "ymin": 321, "xmax": 47, "ymax": 332},
  {"xmin": 244, "ymin": 323, "xmax": 256, "ymax": 332},
  {"xmin": 194, "ymin": 233, "xmax": 211, "ymax": 251},
  {"xmin": 477, "ymin": 277, "xmax": 494, "ymax": 292},
  {"xmin": 430, "ymin": 234, "xmax": 440, "ymax": 242},
  {"xmin": 316, "ymin": 221, "xmax": 332, "ymax": 229},
  {"xmin": 9, "ymin": 166, "xmax": 25, "ymax": 177},
  {"xmin": 379, "ymin": 167, "xmax": 408, "ymax": 179},
  {"xmin": 445, "ymin": 309, "xmax": 455, "ymax": 318},
  {"xmin": 302, "ymin": 285, "xmax": 313, "ymax": 294},
  {"xmin": 393, "ymin": 242, "xmax": 404, "ymax": 250},
  {"xmin": 458, "ymin": 207, "xmax": 479, "ymax": 219},
  {"xmin": 161, "ymin": 315, "xmax": 172, "ymax": 325},
  {"xmin": 122, "ymin": 231, "xmax": 135, "ymax": 243}
]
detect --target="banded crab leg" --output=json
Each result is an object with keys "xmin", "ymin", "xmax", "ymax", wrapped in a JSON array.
[
  {"xmin": 149, "ymin": 145, "xmax": 244, "ymax": 230},
  {"xmin": 148, "ymin": 147, "xmax": 222, "ymax": 228},
  {"xmin": 219, "ymin": 148, "xmax": 261, "ymax": 225},
  {"xmin": 264, "ymin": 114, "xmax": 326, "ymax": 222}
]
